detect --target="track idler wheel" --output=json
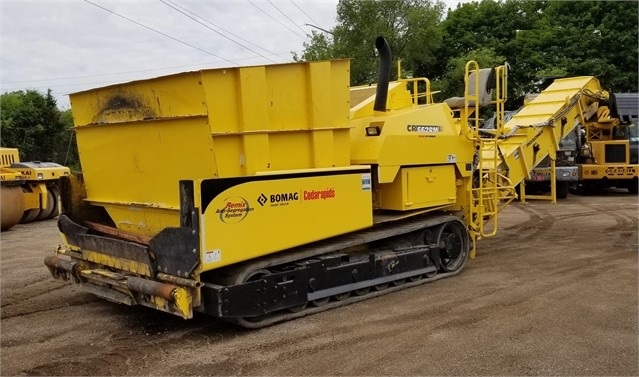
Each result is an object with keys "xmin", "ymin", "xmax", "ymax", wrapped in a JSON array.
[
  {"xmin": 434, "ymin": 221, "xmax": 469, "ymax": 273},
  {"xmin": 231, "ymin": 269, "xmax": 273, "ymax": 325}
]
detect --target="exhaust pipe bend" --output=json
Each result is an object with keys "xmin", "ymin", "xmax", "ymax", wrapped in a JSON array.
[{"xmin": 373, "ymin": 36, "xmax": 392, "ymax": 112}]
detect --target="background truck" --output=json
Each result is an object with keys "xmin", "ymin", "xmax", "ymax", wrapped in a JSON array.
[
  {"xmin": 521, "ymin": 133, "xmax": 578, "ymax": 199},
  {"xmin": 0, "ymin": 147, "xmax": 70, "ymax": 230},
  {"xmin": 573, "ymin": 92, "xmax": 638, "ymax": 194},
  {"xmin": 44, "ymin": 37, "xmax": 609, "ymax": 328},
  {"xmin": 487, "ymin": 92, "xmax": 638, "ymax": 200}
]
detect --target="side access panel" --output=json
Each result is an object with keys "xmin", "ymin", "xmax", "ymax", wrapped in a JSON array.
[
  {"xmin": 196, "ymin": 167, "xmax": 374, "ymax": 271},
  {"xmin": 378, "ymin": 165, "xmax": 457, "ymax": 211}
]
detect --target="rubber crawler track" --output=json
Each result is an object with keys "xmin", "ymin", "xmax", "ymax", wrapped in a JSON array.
[
  {"xmin": 229, "ymin": 265, "xmax": 465, "ymax": 329},
  {"xmin": 207, "ymin": 213, "xmax": 469, "ymax": 328}
]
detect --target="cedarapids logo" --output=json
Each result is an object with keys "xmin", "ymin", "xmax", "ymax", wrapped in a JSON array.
[{"xmin": 258, "ymin": 192, "xmax": 299, "ymax": 207}]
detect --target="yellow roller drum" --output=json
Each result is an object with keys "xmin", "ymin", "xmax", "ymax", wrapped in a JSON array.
[
  {"xmin": 35, "ymin": 190, "xmax": 56, "ymax": 220},
  {"xmin": 1, "ymin": 185, "xmax": 25, "ymax": 231}
]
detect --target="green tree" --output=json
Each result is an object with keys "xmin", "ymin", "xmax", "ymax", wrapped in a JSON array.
[
  {"xmin": 438, "ymin": 0, "xmax": 637, "ymax": 105},
  {"xmin": 294, "ymin": 30, "xmax": 335, "ymax": 62},
  {"xmin": 434, "ymin": 47, "xmax": 506, "ymax": 100},
  {"xmin": 297, "ymin": 0, "xmax": 447, "ymax": 86},
  {"xmin": 54, "ymin": 109, "xmax": 80, "ymax": 170},
  {"xmin": 0, "ymin": 89, "xmax": 77, "ymax": 167},
  {"xmin": 437, "ymin": 0, "xmax": 548, "ymax": 106},
  {"xmin": 532, "ymin": 0, "xmax": 639, "ymax": 93}
]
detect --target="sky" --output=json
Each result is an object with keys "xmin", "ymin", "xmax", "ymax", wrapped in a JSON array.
[{"xmin": 1, "ymin": 0, "xmax": 466, "ymax": 109}]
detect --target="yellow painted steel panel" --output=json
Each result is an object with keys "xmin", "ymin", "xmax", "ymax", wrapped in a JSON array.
[
  {"xmin": 197, "ymin": 168, "xmax": 373, "ymax": 270},
  {"xmin": 378, "ymin": 165, "xmax": 456, "ymax": 211},
  {"xmin": 0, "ymin": 148, "xmax": 20, "ymax": 167},
  {"xmin": 406, "ymin": 166, "xmax": 456, "ymax": 208},
  {"xmin": 68, "ymin": 60, "xmax": 353, "ymax": 236},
  {"xmin": 238, "ymin": 66, "xmax": 268, "ymax": 132},
  {"xmin": 498, "ymin": 76, "xmax": 604, "ymax": 188},
  {"xmin": 75, "ymin": 116, "xmax": 215, "ymax": 213},
  {"xmin": 590, "ymin": 140, "xmax": 629, "ymax": 164},
  {"xmin": 202, "ymin": 68, "xmax": 240, "ymax": 134},
  {"xmin": 70, "ymin": 72, "xmax": 208, "ymax": 126},
  {"xmin": 99, "ymin": 204, "xmax": 179, "ymax": 237},
  {"xmin": 82, "ymin": 250, "xmax": 152, "ymax": 277},
  {"xmin": 351, "ymin": 103, "xmax": 474, "ymax": 172},
  {"xmin": 579, "ymin": 164, "xmax": 638, "ymax": 180}
]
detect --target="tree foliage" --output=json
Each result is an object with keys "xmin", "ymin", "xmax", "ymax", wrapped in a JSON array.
[
  {"xmin": 294, "ymin": 30, "xmax": 335, "ymax": 62},
  {"xmin": 435, "ymin": 47, "xmax": 506, "ymax": 100},
  {"xmin": 0, "ymin": 90, "xmax": 79, "ymax": 169},
  {"xmin": 296, "ymin": 0, "xmax": 446, "ymax": 86},
  {"xmin": 437, "ymin": 0, "xmax": 547, "ymax": 104},
  {"xmin": 299, "ymin": 0, "xmax": 638, "ymax": 107},
  {"xmin": 530, "ymin": 1, "xmax": 638, "ymax": 93}
]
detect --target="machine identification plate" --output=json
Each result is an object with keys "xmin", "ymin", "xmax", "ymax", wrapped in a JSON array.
[
  {"xmin": 407, "ymin": 125, "xmax": 442, "ymax": 133},
  {"xmin": 205, "ymin": 249, "xmax": 222, "ymax": 263},
  {"xmin": 362, "ymin": 173, "xmax": 372, "ymax": 190},
  {"xmin": 605, "ymin": 166, "xmax": 636, "ymax": 175}
]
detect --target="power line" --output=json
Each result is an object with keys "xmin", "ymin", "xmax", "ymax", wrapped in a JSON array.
[
  {"xmin": 82, "ymin": 0, "xmax": 237, "ymax": 65},
  {"xmin": 266, "ymin": 0, "xmax": 308, "ymax": 37},
  {"xmin": 165, "ymin": 0, "xmax": 284, "ymax": 60},
  {"xmin": 160, "ymin": 0, "xmax": 279, "ymax": 64},
  {"xmin": 0, "ymin": 50, "xmax": 305, "ymax": 89},
  {"xmin": 291, "ymin": 0, "xmax": 320, "ymax": 26},
  {"xmin": 247, "ymin": 0, "xmax": 306, "ymax": 40}
]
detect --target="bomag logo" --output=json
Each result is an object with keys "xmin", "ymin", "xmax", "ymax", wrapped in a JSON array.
[
  {"xmin": 257, "ymin": 192, "xmax": 299, "ymax": 207},
  {"xmin": 216, "ymin": 197, "xmax": 254, "ymax": 223}
]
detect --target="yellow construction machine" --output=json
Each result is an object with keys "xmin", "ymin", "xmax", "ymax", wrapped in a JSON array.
[
  {"xmin": 44, "ymin": 37, "xmax": 609, "ymax": 327},
  {"xmin": 1, "ymin": 148, "xmax": 70, "ymax": 230},
  {"xmin": 573, "ymin": 92, "xmax": 638, "ymax": 194}
]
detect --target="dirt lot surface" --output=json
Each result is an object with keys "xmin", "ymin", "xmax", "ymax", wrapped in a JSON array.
[{"xmin": 1, "ymin": 192, "xmax": 637, "ymax": 376}]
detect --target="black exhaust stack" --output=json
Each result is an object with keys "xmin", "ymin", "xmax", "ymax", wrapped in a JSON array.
[{"xmin": 373, "ymin": 36, "xmax": 392, "ymax": 112}]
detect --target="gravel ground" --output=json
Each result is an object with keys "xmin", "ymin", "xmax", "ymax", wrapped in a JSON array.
[{"xmin": 1, "ymin": 191, "xmax": 637, "ymax": 376}]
